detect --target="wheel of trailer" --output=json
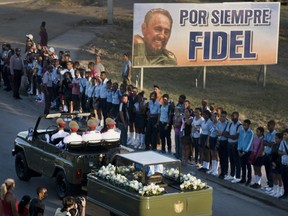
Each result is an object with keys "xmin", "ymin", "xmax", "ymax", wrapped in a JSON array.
[
  {"xmin": 15, "ymin": 152, "xmax": 31, "ymax": 181},
  {"xmin": 55, "ymin": 170, "xmax": 72, "ymax": 199}
]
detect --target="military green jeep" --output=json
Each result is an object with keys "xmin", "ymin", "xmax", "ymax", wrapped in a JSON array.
[{"xmin": 12, "ymin": 113, "xmax": 132, "ymax": 199}]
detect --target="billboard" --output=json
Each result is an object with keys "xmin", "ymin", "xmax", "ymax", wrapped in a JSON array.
[{"xmin": 132, "ymin": 2, "xmax": 280, "ymax": 68}]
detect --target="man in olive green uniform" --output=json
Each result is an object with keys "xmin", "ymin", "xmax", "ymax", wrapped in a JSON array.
[{"xmin": 133, "ymin": 8, "xmax": 177, "ymax": 66}]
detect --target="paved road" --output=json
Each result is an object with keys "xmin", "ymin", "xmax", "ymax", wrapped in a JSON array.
[{"xmin": 0, "ymin": 91, "xmax": 287, "ymax": 216}]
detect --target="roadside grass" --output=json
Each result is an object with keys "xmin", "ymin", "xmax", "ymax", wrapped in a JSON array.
[{"xmin": 74, "ymin": 0, "xmax": 288, "ymax": 131}]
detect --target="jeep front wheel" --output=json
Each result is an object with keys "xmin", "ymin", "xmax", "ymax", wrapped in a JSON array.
[
  {"xmin": 15, "ymin": 152, "xmax": 31, "ymax": 181},
  {"xmin": 55, "ymin": 170, "xmax": 72, "ymax": 199}
]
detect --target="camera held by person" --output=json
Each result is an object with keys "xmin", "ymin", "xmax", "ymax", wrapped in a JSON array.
[{"xmin": 54, "ymin": 196, "xmax": 86, "ymax": 216}]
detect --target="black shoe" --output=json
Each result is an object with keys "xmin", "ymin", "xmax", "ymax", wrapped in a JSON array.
[
  {"xmin": 15, "ymin": 96, "xmax": 22, "ymax": 100},
  {"xmin": 238, "ymin": 179, "xmax": 246, "ymax": 184},
  {"xmin": 4, "ymin": 88, "xmax": 11, "ymax": 91},
  {"xmin": 218, "ymin": 174, "xmax": 225, "ymax": 179},
  {"xmin": 250, "ymin": 183, "xmax": 261, "ymax": 189},
  {"xmin": 279, "ymin": 194, "xmax": 288, "ymax": 199},
  {"xmin": 245, "ymin": 180, "xmax": 251, "ymax": 186},
  {"xmin": 198, "ymin": 167, "xmax": 208, "ymax": 172}
]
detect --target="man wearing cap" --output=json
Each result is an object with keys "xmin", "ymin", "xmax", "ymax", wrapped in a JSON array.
[
  {"xmin": 102, "ymin": 118, "xmax": 120, "ymax": 142},
  {"xmin": 42, "ymin": 65, "xmax": 54, "ymax": 114},
  {"xmin": 57, "ymin": 121, "xmax": 82, "ymax": 148},
  {"xmin": 49, "ymin": 118, "xmax": 69, "ymax": 144},
  {"xmin": 82, "ymin": 118, "xmax": 102, "ymax": 142},
  {"xmin": 10, "ymin": 48, "xmax": 24, "ymax": 99}
]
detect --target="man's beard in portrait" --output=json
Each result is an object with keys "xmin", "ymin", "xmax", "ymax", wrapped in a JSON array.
[{"xmin": 144, "ymin": 38, "xmax": 167, "ymax": 56}]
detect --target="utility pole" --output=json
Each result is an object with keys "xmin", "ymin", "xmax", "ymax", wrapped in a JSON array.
[{"xmin": 107, "ymin": 0, "xmax": 113, "ymax": 24}]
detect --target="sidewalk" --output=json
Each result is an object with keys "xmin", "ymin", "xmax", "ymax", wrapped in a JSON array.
[{"xmin": 181, "ymin": 163, "xmax": 288, "ymax": 212}]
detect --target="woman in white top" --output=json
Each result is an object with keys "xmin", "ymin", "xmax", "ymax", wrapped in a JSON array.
[
  {"xmin": 199, "ymin": 110, "xmax": 213, "ymax": 172},
  {"xmin": 191, "ymin": 108, "xmax": 204, "ymax": 165}
]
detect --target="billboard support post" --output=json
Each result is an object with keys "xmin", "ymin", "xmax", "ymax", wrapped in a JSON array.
[
  {"xmin": 107, "ymin": 0, "xmax": 113, "ymax": 24},
  {"xmin": 263, "ymin": 65, "xmax": 267, "ymax": 87},
  {"xmin": 140, "ymin": 67, "xmax": 144, "ymax": 90},
  {"xmin": 203, "ymin": 66, "xmax": 206, "ymax": 89}
]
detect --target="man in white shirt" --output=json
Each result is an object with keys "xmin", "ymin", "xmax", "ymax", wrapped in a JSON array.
[
  {"xmin": 50, "ymin": 118, "xmax": 69, "ymax": 144},
  {"xmin": 57, "ymin": 121, "xmax": 82, "ymax": 148},
  {"xmin": 82, "ymin": 118, "xmax": 102, "ymax": 142},
  {"xmin": 102, "ymin": 118, "xmax": 120, "ymax": 142}
]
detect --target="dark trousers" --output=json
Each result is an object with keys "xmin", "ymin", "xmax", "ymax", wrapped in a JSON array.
[
  {"xmin": 281, "ymin": 165, "xmax": 288, "ymax": 196},
  {"xmin": 145, "ymin": 117, "xmax": 158, "ymax": 150},
  {"xmin": 111, "ymin": 104, "xmax": 120, "ymax": 119},
  {"xmin": 2, "ymin": 67, "xmax": 11, "ymax": 89},
  {"xmin": 228, "ymin": 142, "xmax": 241, "ymax": 178},
  {"xmin": 240, "ymin": 152, "xmax": 252, "ymax": 181},
  {"xmin": 118, "ymin": 122, "xmax": 128, "ymax": 146},
  {"xmin": 159, "ymin": 122, "xmax": 172, "ymax": 153},
  {"xmin": 44, "ymin": 87, "xmax": 53, "ymax": 114},
  {"xmin": 263, "ymin": 154, "xmax": 273, "ymax": 187},
  {"xmin": 193, "ymin": 137, "xmax": 200, "ymax": 163},
  {"xmin": 13, "ymin": 69, "xmax": 22, "ymax": 98},
  {"xmin": 100, "ymin": 98, "xmax": 107, "ymax": 123},
  {"xmin": 218, "ymin": 140, "xmax": 228, "ymax": 175}
]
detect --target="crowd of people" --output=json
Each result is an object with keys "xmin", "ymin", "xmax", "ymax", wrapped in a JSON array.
[
  {"xmin": 1, "ymin": 20, "xmax": 288, "ymax": 216},
  {"xmin": 0, "ymin": 178, "xmax": 86, "ymax": 216},
  {"xmin": 0, "ymin": 178, "xmax": 49, "ymax": 216}
]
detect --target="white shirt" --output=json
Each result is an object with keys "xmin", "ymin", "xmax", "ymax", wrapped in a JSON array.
[
  {"xmin": 192, "ymin": 117, "xmax": 204, "ymax": 138},
  {"xmin": 82, "ymin": 131, "xmax": 102, "ymax": 142},
  {"xmin": 201, "ymin": 118, "xmax": 213, "ymax": 135},
  {"xmin": 63, "ymin": 132, "xmax": 83, "ymax": 144},
  {"xmin": 101, "ymin": 129, "xmax": 120, "ymax": 141},
  {"xmin": 99, "ymin": 78, "xmax": 108, "ymax": 98},
  {"xmin": 51, "ymin": 130, "xmax": 69, "ymax": 141}
]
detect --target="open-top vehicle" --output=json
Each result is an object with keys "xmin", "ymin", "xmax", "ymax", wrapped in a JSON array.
[{"xmin": 12, "ymin": 113, "xmax": 131, "ymax": 199}]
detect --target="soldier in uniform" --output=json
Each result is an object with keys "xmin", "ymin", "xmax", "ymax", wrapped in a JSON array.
[
  {"xmin": 102, "ymin": 118, "xmax": 120, "ymax": 142},
  {"xmin": 49, "ymin": 118, "xmax": 69, "ymax": 144},
  {"xmin": 57, "ymin": 121, "xmax": 82, "ymax": 148},
  {"xmin": 82, "ymin": 118, "xmax": 102, "ymax": 142},
  {"xmin": 133, "ymin": 8, "xmax": 177, "ymax": 66}
]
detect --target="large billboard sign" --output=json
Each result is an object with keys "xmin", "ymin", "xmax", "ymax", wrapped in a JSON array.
[{"xmin": 132, "ymin": 2, "xmax": 280, "ymax": 68}]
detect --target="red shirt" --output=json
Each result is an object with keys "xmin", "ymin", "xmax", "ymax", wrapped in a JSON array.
[{"xmin": 90, "ymin": 69, "xmax": 98, "ymax": 78}]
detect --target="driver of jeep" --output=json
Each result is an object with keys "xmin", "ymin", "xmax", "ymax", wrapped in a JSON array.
[
  {"xmin": 49, "ymin": 118, "xmax": 69, "ymax": 144},
  {"xmin": 82, "ymin": 118, "xmax": 102, "ymax": 142},
  {"xmin": 56, "ymin": 121, "xmax": 83, "ymax": 148}
]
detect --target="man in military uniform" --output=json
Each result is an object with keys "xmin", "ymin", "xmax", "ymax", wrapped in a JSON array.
[
  {"xmin": 133, "ymin": 8, "xmax": 177, "ymax": 66},
  {"xmin": 57, "ymin": 121, "xmax": 82, "ymax": 148},
  {"xmin": 47, "ymin": 118, "xmax": 69, "ymax": 144},
  {"xmin": 102, "ymin": 118, "xmax": 120, "ymax": 142},
  {"xmin": 82, "ymin": 118, "xmax": 102, "ymax": 142}
]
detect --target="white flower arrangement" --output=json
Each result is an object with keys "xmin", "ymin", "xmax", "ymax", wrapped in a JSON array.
[
  {"xmin": 94, "ymin": 164, "xmax": 164, "ymax": 196},
  {"xmin": 164, "ymin": 168, "xmax": 180, "ymax": 179},
  {"xmin": 138, "ymin": 183, "xmax": 165, "ymax": 196},
  {"xmin": 128, "ymin": 180, "xmax": 143, "ymax": 192},
  {"xmin": 96, "ymin": 164, "xmax": 116, "ymax": 180},
  {"xmin": 117, "ymin": 165, "xmax": 135, "ymax": 175},
  {"xmin": 180, "ymin": 174, "xmax": 207, "ymax": 191}
]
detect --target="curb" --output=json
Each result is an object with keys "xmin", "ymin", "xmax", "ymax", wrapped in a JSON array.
[{"xmin": 184, "ymin": 165, "xmax": 288, "ymax": 212}]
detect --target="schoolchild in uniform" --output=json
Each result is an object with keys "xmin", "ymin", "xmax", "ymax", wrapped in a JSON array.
[
  {"xmin": 278, "ymin": 129, "xmax": 288, "ymax": 199},
  {"xmin": 133, "ymin": 91, "xmax": 146, "ymax": 149},
  {"xmin": 237, "ymin": 119, "xmax": 253, "ymax": 184},
  {"xmin": 207, "ymin": 112, "xmax": 220, "ymax": 176},
  {"xmin": 250, "ymin": 127, "xmax": 265, "ymax": 189},
  {"xmin": 269, "ymin": 133, "xmax": 283, "ymax": 197}
]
